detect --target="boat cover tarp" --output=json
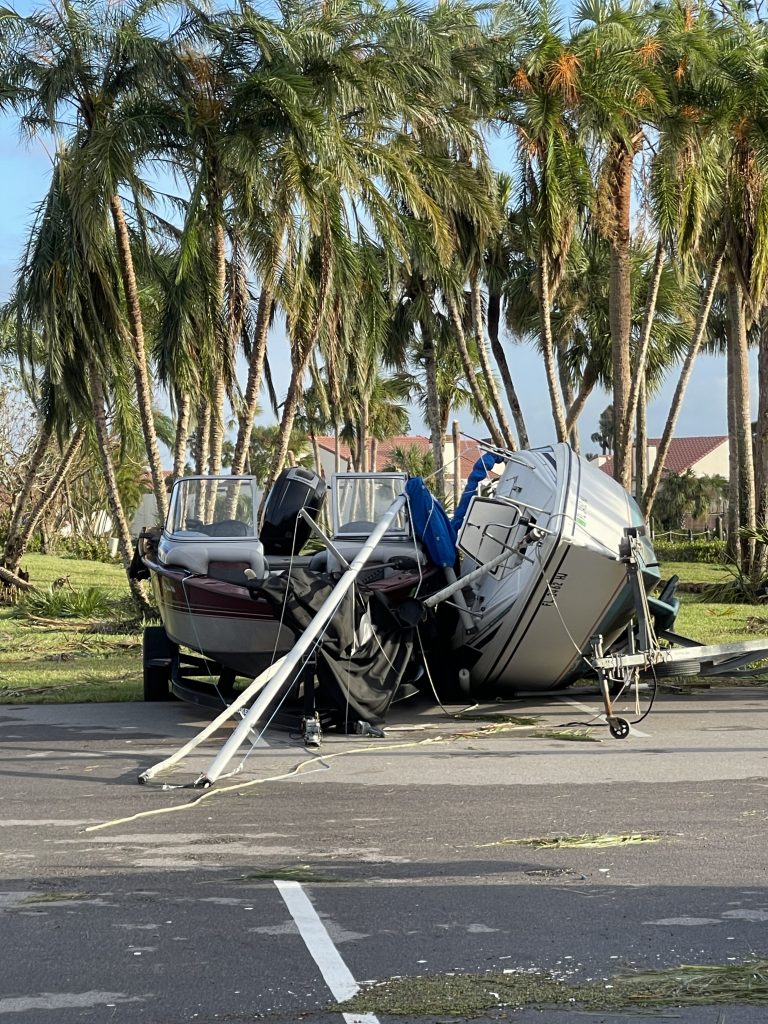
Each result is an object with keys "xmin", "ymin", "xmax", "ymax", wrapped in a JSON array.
[
  {"xmin": 404, "ymin": 477, "xmax": 457, "ymax": 568},
  {"xmin": 258, "ymin": 569, "xmax": 414, "ymax": 728},
  {"xmin": 451, "ymin": 453, "xmax": 506, "ymax": 532}
]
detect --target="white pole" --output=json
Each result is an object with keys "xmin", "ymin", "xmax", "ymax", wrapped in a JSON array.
[
  {"xmin": 138, "ymin": 655, "xmax": 287, "ymax": 783},
  {"xmin": 423, "ymin": 544, "xmax": 519, "ymax": 608},
  {"xmin": 198, "ymin": 494, "xmax": 407, "ymax": 787}
]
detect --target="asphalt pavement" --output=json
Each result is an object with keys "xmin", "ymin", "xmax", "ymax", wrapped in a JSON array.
[{"xmin": 2, "ymin": 683, "xmax": 768, "ymax": 1023}]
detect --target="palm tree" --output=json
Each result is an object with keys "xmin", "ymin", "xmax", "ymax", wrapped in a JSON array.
[
  {"xmin": 642, "ymin": 8, "xmax": 768, "ymax": 563},
  {"xmin": 255, "ymin": 0, "xmax": 494, "ymax": 504},
  {"xmin": 7, "ymin": 148, "xmax": 153, "ymax": 613},
  {"xmin": 654, "ymin": 468, "xmax": 713, "ymax": 531},
  {"xmin": 2, "ymin": 0, "xmax": 179, "ymax": 521},
  {"xmin": 495, "ymin": 0, "xmax": 593, "ymax": 444},
  {"xmin": 572, "ymin": 0, "xmax": 671, "ymax": 487},
  {"xmin": 483, "ymin": 173, "xmax": 530, "ymax": 449}
]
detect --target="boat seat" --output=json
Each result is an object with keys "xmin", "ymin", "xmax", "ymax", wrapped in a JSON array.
[
  {"xmin": 647, "ymin": 574, "xmax": 680, "ymax": 633},
  {"xmin": 325, "ymin": 536, "xmax": 426, "ymax": 574},
  {"xmin": 159, "ymin": 537, "xmax": 267, "ymax": 581}
]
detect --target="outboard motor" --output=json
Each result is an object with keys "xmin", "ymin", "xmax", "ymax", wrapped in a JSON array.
[{"xmin": 260, "ymin": 467, "xmax": 326, "ymax": 555}]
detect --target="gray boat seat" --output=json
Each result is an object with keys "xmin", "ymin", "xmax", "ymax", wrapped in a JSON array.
[
  {"xmin": 325, "ymin": 536, "xmax": 426, "ymax": 574},
  {"xmin": 158, "ymin": 536, "xmax": 267, "ymax": 583}
]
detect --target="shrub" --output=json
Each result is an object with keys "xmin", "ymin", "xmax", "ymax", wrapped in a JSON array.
[
  {"xmin": 60, "ymin": 537, "xmax": 117, "ymax": 563},
  {"xmin": 16, "ymin": 585, "xmax": 117, "ymax": 620},
  {"xmin": 653, "ymin": 539, "xmax": 727, "ymax": 564}
]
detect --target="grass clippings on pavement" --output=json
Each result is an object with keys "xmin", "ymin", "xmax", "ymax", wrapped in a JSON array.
[
  {"xmin": 238, "ymin": 865, "xmax": 343, "ymax": 884},
  {"xmin": 533, "ymin": 728, "xmax": 599, "ymax": 742},
  {"xmin": 339, "ymin": 959, "xmax": 768, "ymax": 1018},
  {"xmin": 477, "ymin": 831, "xmax": 663, "ymax": 849}
]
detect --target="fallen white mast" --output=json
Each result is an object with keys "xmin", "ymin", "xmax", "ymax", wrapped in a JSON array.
[
  {"xmin": 196, "ymin": 493, "xmax": 408, "ymax": 787},
  {"xmin": 138, "ymin": 655, "xmax": 287, "ymax": 783}
]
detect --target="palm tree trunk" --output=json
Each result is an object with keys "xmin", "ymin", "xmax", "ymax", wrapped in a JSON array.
[
  {"xmin": 193, "ymin": 399, "xmax": 210, "ymax": 521},
  {"xmin": 334, "ymin": 424, "xmax": 341, "ymax": 472},
  {"xmin": 538, "ymin": 250, "xmax": 569, "ymax": 443},
  {"xmin": 260, "ymin": 351, "xmax": 312, "ymax": 515},
  {"xmin": 754, "ymin": 315, "xmax": 768, "ymax": 576},
  {"xmin": 311, "ymin": 430, "xmax": 322, "ymax": 477},
  {"xmin": 0, "ymin": 563, "xmax": 37, "ymax": 591},
  {"xmin": 726, "ymin": 319, "xmax": 740, "ymax": 561},
  {"xmin": 172, "ymin": 391, "xmax": 191, "ymax": 481},
  {"xmin": 727, "ymin": 275, "xmax": 756, "ymax": 571},
  {"xmin": 420, "ymin": 318, "xmax": 446, "ymax": 498},
  {"xmin": 608, "ymin": 141, "xmax": 634, "ymax": 490},
  {"xmin": 635, "ymin": 374, "xmax": 647, "ymax": 507},
  {"xmin": 470, "ymin": 275, "xmax": 516, "ymax": 450},
  {"xmin": 4, "ymin": 428, "xmax": 84, "ymax": 575},
  {"xmin": 231, "ymin": 287, "xmax": 273, "ymax": 475},
  {"xmin": 565, "ymin": 362, "xmax": 598, "ymax": 434},
  {"xmin": 207, "ymin": 223, "xmax": 229, "ymax": 480},
  {"xmin": 445, "ymin": 293, "xmax": 505, "ymax": 449},
  {"xmin": 556, "ymin": 342, "xmax": 578, "ymax": 451},
  {"xmin": 621, "ymin": 239, "xmax": 665, "ymax": 461},
  {"xmin": 3, "ymin": 423, "xmax": 53, "ymax": 563},
  {"xmin": 358, "ymin": 395, "xmax": 370, "ymax": 473},
  {"xmin": 260, "ymin": 223, "xmax": 333, "ymax": 510},
  {"xmin": 643, "ymin": 238, "xmax": 726, "ymax": 517},
  {"xmin": 109, "ymin": 194, "xmax": 167, "ymax": 522},
  {"xmin": 89, "ymin": 363, "xmax": 153, "ymax": 616},
  {"xmin": 194, "ymin": 402, "xmax": 210, "ymax": 476},
  {"xmin": 208, "ymin": 376, "xmax": 226, "ymax": 476},
  {"xmin": 453, "ymin": 418, "xmax": 462, "ymax": 509},
  {"xmin": 488, "ymin": 291, "xmax": 528, "ymax": 449}
]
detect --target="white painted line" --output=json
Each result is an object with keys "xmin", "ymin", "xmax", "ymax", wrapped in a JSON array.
[
  {"xmin": 274, "ymin": 879, "xmax": 379, "ymax": 1024},
  {"xmin": 562, "ymin": 698, "xmax": 650, "ymax": 738}
]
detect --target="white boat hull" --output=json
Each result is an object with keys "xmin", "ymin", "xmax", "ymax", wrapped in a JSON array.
[{"xmin": 455, "ymin": 444, "xmax": 659, "ymax": 692}]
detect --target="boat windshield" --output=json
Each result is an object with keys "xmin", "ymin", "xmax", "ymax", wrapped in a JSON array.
[
  {"xmin": 333, "ymin": 474, "xmax": 409, "ymax": 537},
  {"xmin": 166, "ymin": 477, "xmax": 259, "ymax": 539}
]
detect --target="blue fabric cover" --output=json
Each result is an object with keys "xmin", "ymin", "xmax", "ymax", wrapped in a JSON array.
[
  {"xmin": 451, "ymin": 453, "xmax": 506, "ymax": 532},
  {"xmin": 404, "ymin": 477, "xmax": 457, "ymax": 568}
]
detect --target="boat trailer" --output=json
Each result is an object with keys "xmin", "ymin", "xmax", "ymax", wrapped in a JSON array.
[{"xmin": 591, "ymin": 527, "xmax": 768, "ymax": 739}]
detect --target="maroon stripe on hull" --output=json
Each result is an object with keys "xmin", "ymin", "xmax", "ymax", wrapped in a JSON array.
[{"xmin": 147, "ymin": 559, "xmax": 274, "ymax": 620}]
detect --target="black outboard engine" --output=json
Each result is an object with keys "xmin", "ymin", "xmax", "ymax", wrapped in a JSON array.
[{"xmin": 260, "ymin": 467, "xmax": 326, "ymax": 555}]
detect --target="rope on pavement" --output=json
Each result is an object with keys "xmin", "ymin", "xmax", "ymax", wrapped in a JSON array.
[{"xmin": 82, "ymin": 735, "xmax": 448, "ymax": 834}]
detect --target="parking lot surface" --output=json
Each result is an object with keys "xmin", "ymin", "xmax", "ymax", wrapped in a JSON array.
[{"xmin": 2, "ymin": 684, "xmax": 768, "ymax": 1022}]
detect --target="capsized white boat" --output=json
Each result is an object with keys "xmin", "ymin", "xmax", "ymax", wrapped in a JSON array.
[{"xmin": 446, "ymin": 441, "xmax": 661, "ymax": 693}]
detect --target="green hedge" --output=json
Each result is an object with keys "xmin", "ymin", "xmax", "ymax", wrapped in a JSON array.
[{"xmin": 653, "ymin": 538, "xmax": 727, "ymax": 564}]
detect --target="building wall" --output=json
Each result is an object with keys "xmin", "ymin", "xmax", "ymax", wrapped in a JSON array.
[{"xmin": 691, "ymin": 444, "xmax": 729, "ymax": 479}]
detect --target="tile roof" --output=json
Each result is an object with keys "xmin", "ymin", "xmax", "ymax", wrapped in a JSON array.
[{"xmin": 599, "ymin": 435, "xmax": 727, "ymax": 477}]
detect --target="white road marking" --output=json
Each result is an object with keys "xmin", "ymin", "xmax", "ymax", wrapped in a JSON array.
[
  {"xmin": 274, "ymin": 880, "xmax": 379, "ymax": 1024},
  {"xmin": 562, "ymin": 698, "xmax": 650, "ymax": 737}
]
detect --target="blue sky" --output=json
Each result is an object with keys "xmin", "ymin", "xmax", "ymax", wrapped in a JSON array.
[{"xmin": 0, "ymin": 33, "xmax": 744, "ymax": 455}]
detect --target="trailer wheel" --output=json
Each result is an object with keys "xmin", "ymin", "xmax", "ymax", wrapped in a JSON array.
[{"xmin": 143, "ymin": 626, "xmax": 178, "ymax": 701}]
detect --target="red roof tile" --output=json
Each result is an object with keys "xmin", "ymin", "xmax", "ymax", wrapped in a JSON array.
[{"xmin": 600, "ymin": 436, "xmax": 727, "ymax": 477}]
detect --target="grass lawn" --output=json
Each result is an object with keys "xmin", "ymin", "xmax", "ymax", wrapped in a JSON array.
[
  {"xmin": 656, "ymin": 558, "xmax": 768, "ymax": 645},
  {"xmin": 1, "ymin": 552, "xmax": 766, "ymax": 705},
  {"xmin": 0, "ymin": 553, "xmax": 142, "ymax": 704}
]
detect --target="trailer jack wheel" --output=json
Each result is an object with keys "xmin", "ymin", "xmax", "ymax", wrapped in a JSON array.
[{"xmin": 608, "ymin": 717, "xmax": 630, "ymax": 739}]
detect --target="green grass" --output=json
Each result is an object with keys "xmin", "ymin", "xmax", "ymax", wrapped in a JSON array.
[
  {"xmin": 653, "ymin": 558, "xmax": 768, "ymax": 646},
  {"xmin": 18, "ymin": 552, "xmax": 128, "ymax": 597},
  {"xmin": 675, "ymin": 596, "xmax": 768, "ymax": 646},
  {"xmin": 658, "ymin": 560, "xmax": 732, "ymax": 585},
  {"xmin": 0, "ymin": 553, "xmax": 142, "ymax": 704}
]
